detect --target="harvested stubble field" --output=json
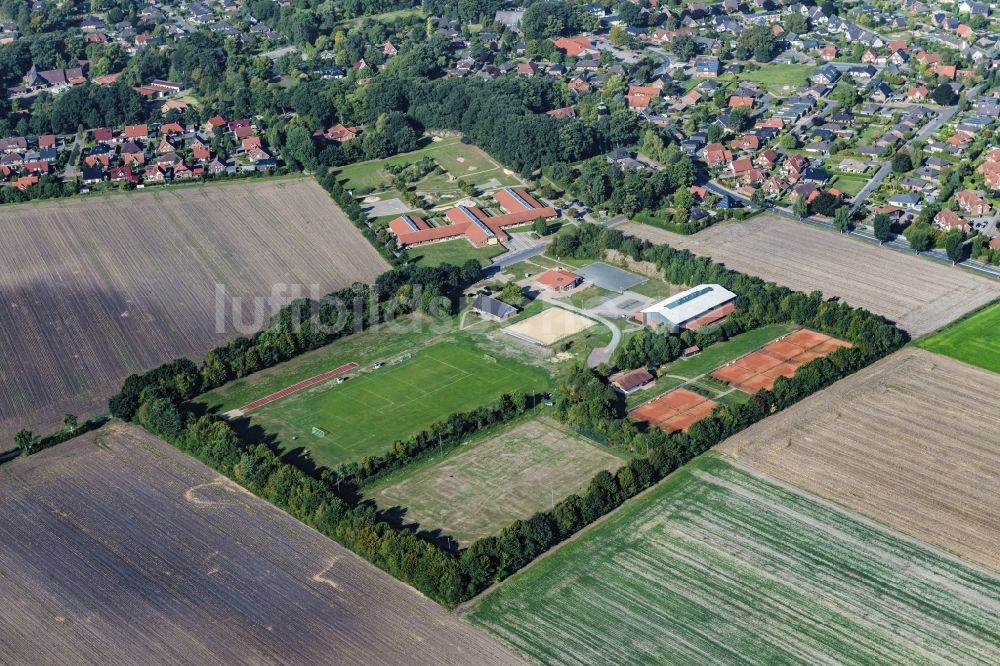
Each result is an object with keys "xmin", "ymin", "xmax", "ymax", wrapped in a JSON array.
[
  {"xmin": 467, "ymin": 456, "xmax": 1000, "ymax": 665},
  {"xmin": 620, "ymin": 216, "xmax": 1000, "ymax": 336},
  {"xmin": 0, "ymin": 178, "xmax": 387, "ymax": 441},
  {"xmin": 368, "ymin": 417, "xmax": 624, "ymax": 545},
  {"xmin": 719, "ymin": 347, "xmax": 1000, "ymax": 571},
  {"xmin": 0, "ymin": 423, "xmax": 525, "ymax": 665}
]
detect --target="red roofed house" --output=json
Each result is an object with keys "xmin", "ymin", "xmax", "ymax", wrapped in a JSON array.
[
  {"xmin": 94, "ymin": 127, "xmax": 115, "ymax": 144},
  {"xmin": 818, "ymin": 45, "xmax": 837, "ymax": 61},
  {"xmin": 731, "ymin": 134, "xmax": 759, "ymax": 152},
  {"xmin": 536, "ymin": 269, "xmax": 582, "ymax": 292},
  {"xmin": 729, "ymin": 95, "xmax": 754, "ymax": 109},
  {"xmin": 516, "ymin": 62, "xmax": 539, "ymax": 77},
  {"xmin": 934, "ymin": 64, "xmax": 957, "ymax": 80},
  {"xmin": 37, "ymin": 134, "xmax": 56, "ymax": 150},
  {"xmin": 956, "ymin": 189, "xmax": 991, "ymax": 216},
  {"xmin": 125, "ymin": 124, "xmax": 148, "ymax": 140},
  {"xmin": 704, "ymin": 143, "xmax": 733, "ymax": 166},
  {"xmin": 205, "ymin": 115, "xmax": 226, "ymax": 135},
  {"xmin": 553, "ymin": 36, "xmax": 597, "ymax": 57},
  {"xmin": 934, "ymin": 208, "xmax": 968, "ymax": 233},
  {"xmin": 728, "ymin": 158, "xmax": 753, "ymax": 178},
  {"xmin": 546, "ymin": 106, "xmax": 576, "ymax": 119},
  {"xmin": 907, "ymin": 86, "xmax": 928, "ymax": 101},
  {"xmin": 323, "ymin": 123, "xmax": 359, "ymax": 142}
]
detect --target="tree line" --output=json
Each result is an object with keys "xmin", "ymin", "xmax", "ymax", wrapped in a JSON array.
[{"xmin": 98, "ymin": 222, "xmax": 905, "ymax": 607}]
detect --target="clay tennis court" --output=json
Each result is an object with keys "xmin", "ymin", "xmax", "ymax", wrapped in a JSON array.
[
  {"xmin": 629, "ymin": 388, "xmax": 717, "ymax": 434},
  {"xmin": 710, "ymin": 329, "xmax": 852, "ymax": 393},
  {"xmin": 503, "ymin": 307, "xmax": 595, "ymax": 346}
]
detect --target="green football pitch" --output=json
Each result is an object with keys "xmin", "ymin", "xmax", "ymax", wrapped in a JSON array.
[{"xmin": 250, "ymin": 340, "xmax": 551, "ymax": 468}]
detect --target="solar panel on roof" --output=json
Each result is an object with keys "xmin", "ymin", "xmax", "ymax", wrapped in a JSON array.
[
  {"xmin": 400, "ymin": 214, "xmax": 419, "ymax": 232},
  {"xmin": 459, "ymin": 206, "xmax": 495, "ymax": 237},
  {"xmin": 665, "ymin": 286, "xmax": 715, "ymax": 310},
  {"xmin": 504, "ymin": 187, "xmax": 534, "ymax": 209}
]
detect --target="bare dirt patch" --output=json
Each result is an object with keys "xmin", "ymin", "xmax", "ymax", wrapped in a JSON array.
[
  {"xmin": 370, "ymin": 418, "xmax": 624, "ymax": 545},
  {"xmin": 0, "ymin": 178, "xmax": 388, "ymax": 440},
  {"xmin": 717, "ymin": 347, "xmax": 1000, "ymax": 571},
  {"xmin": 0, "ymin": 422, "xmax": 525, "ymax": 665},
  {"xmin": 620, "ymin": 216, "xmax": 1000, "ymax": 336}
]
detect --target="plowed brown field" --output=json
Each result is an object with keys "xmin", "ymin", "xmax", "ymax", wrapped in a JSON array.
[
  {"xmin": 718, "ymin": 348, "xmax": 1000, "ymax": 571},
  {"xmin": 0, "ymin": 178, "xmax": 387, "ymax": 441},
  {"xmin": 620, "ymin": 216, "xmax": 1000, "ymax": 336},
  {"xmin": 0, "ymin": 423, "xmax": 525, "ymax": 665}
]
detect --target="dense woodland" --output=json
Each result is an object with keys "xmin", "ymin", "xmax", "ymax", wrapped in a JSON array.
[{"xmin": 100, "ymin": 223, "xmax": 906, "ymax": 605}]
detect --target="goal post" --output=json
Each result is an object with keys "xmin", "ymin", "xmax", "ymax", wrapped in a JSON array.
[
  {"xmin": 483, "ymin": 353, "xmax": 497, "ymax": 363},
  {"xmin": 390, "ymin": 352, "xmax": 413, "ymax": 365},
  {"xmin": 311, "ymin": 426, "xmax": 326, "ymax": 438}
]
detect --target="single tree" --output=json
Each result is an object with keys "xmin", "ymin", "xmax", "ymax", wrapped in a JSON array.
[
  {"xmin": 891, "ymin": 151, "xmax": 912, "ymax": 173},
  {"xmin": 793, "ymin": 194, "xmax": 809, "ymax": 218},
  {"xmin": 14, "ymin": 429, "xmax": 35, "ymax": 455},
  {"xmin": 532, "ymin": 218, "xmax": 548, "ymax": 236},
  {"xmin": 62, "ymin": 413, "xmax": 78, "ymax": 432},
  {"xmin": 945, "ymin": 229, "xmax": 965, "ymax": 263},
  {"xmin": 833, "ymin": 205, "xmax": 851, "ymax": 232},
  {"xmin": 931, "ymin": 83, "xmax": 957, "ymax": 106},
  {"xmin": 873, "ymin": 213, "xmax": 891, "ymax": 243}
]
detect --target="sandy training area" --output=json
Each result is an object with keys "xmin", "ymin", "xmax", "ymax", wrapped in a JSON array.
[
  {"xmin": 0, "ymin": 178, "xmax": 388, "ymax": 440},
  {"xmin": 620, "ymin": 216, "xmax": 1000, "ymax": 336},
  {"xmin": 0, "ymin": 423, "xmax": 525, "ymax": 665},
  {"xmin": 504, "ymin": 307, "xmax": 595, "ymax": 345},
  {"xmin": 719, "ymin": 347, "xmax": 1000, "ymax": 571}
]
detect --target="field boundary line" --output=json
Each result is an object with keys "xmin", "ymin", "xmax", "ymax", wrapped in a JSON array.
[{"xmin": 237, "ymin": 362, "xmax": 359, "ymax": 413}]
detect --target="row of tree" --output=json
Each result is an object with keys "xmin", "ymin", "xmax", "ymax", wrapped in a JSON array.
[{"xmin": 106, "ymin": 222, "xmax": 905, "ymax": 607}]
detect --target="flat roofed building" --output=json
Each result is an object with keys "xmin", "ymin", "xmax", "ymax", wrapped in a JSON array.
[{"xmin": 639, "ymin": 284, "xmax": 737, "ymax": 332}]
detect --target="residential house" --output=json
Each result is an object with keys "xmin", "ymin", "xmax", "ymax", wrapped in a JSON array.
[{"xmin": 956, "ymin": 189, "xmax": 991, "ymax": 215}]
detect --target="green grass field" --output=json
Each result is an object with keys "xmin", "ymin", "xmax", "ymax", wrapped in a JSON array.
[
  {"xmin": 409, "ymin": 239, "xmax": 507, "ymax": 267},
  {"xmin": 367, "ymin": 417, "xmax": 624, "ymax": 544},
  {"xmin": 740, "ymin": 64, "xmax": 810, "ymax": 93},
  {"xmin": 334, "ymin": 137, "xmax": 520, "ymax": 194},
  {"xmin": 917, "ymin": 300, "xmax": 1000, "ymax": 374},
  {"xmin": 831, "ymin": 174, "xmax": 867, "ymax": 197},
  {"xmin": 467, "ymin": 456, "xmax": 1000, "ymax": 664},
  {"xmin": 247, "ymin": 339, "xmax": 551, "ymax": 468}
]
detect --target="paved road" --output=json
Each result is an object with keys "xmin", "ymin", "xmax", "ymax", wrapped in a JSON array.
[
  {"xmin": 540, "ymin": 295, "xmax": 622, "ymax": 369},
  {"xmin": 490, "ymin": 243, "xmax": 545, "ymax": 270},
  {"xmin": 850, "ymin": 101, "xmax": 962, "ymax": 213}
]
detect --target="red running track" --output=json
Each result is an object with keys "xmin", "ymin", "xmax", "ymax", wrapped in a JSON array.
[{"xmin": 239, "ymin": 362, "xmax": 359, "ymax": 413}]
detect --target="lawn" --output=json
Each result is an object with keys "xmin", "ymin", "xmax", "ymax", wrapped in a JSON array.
[
  {"xmin": 248, "ymin": 338, "xmax": 551, "ymax": 468},
  {"xmin": 740, "ymin": 64, "xmax": 810, "ymax": 94},
  {"xmin": 466, "ymin": 455, "xmax": 1000, "ymax": 665},
  {"xmin": 409, "ymin": 239, "xmax": 507, "ymax": 267},
  {"xmin": 831, "ymin": 174, "xmax": 867, "ymax": 197},
  {"xmin": 917, "ymin": 300, "xmax": 1000, "ymax": 374},
  {"xmin": 334, "ymin": 137, "xmax": 520, "ymax": 194},
  {"xmin": 366, "ymin": 417, "xmax": 624, "ymax": 544}
]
